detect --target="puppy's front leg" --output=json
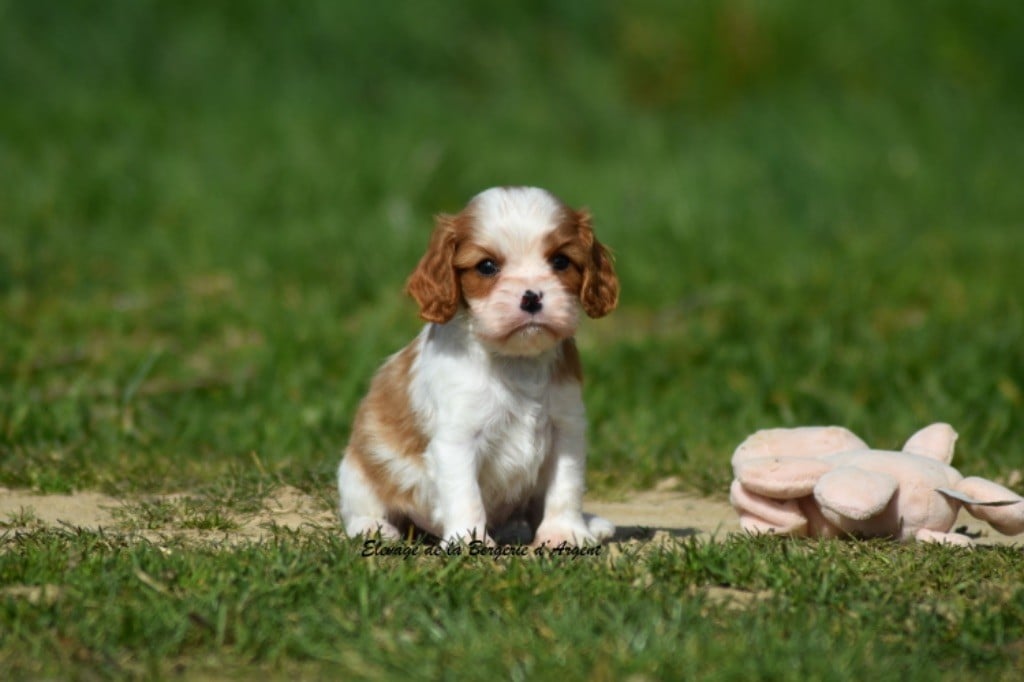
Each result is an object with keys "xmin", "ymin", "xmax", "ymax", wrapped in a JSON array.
[
  {"xmin": 429, "ymin": 438, "xmax": 493, "ymax": 546},
  {"xmin": 533, "ymin": 393, "xmax": 614, "ymax": 547},
  {"xmin": 532, "ymin": 435, "xmax": 596, "ymax": 547}
]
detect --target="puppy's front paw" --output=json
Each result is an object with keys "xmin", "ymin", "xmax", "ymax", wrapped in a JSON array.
[
  {"xmin": 584, "ymin": 513, "xmax": 615, "ymax": 542},
  {"xmin": 532, "ymin": 515, "xmax": 600, "ymax": 548}
]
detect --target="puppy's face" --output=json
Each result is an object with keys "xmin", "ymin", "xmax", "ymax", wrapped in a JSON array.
[{"xmin": 406, "ymin": 187, "xmax": 619, "ymax": 357}]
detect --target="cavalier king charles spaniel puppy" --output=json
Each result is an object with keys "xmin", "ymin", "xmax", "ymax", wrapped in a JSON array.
[{"xmin": 338, "ymin": 186, "xmax": 619, "ymax": 546}]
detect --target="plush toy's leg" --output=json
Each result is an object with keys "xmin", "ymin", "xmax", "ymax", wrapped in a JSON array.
[
  {"xmin": 797, "ymin": 498, "xmax": 846, "ymax": 538},
  {"xmin": 733, "ymin": 457, "xmax": 833, "ymax": 498},
  {"xmin": 814, "ymin": 466, "xmax": 898, "ymax": 521},
  {"xmin": 916, "ymin": 528, "xmax": 973, "ymax": 546},
  {"xmin": 955, "ymin": 477, "xmax": 1024, "ymax": 535},
  {"xmin": 729, "ymin": 480, "xmax": 808, "ymax": 535}
]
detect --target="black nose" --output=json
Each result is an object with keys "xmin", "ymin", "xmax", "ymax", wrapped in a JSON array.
[{"xmin": 520, "ymin": 290, "xmax": 543, "ymax": 314}]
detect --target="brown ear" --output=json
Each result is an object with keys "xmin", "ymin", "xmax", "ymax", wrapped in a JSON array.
[
  {"xmin": 576, "ymin": 209, "xmax": 619, "ymax": 318},
  {"xmin": 405, "ymin": 214, "xmax": 461, "ymax": 323}
]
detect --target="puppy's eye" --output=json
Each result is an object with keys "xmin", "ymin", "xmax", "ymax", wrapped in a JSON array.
[
  {"xmin": 475, "ymin": 259, "xmax": 500, "ymax": 277},
  {"xmin": 550, "ymin": 254, "xmax": 571, "ymax": 272}
]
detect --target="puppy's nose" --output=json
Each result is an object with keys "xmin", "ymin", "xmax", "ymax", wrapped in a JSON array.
[{"xmin": 520, "ymin": 290, "xmax": 543, "ymax": 314}]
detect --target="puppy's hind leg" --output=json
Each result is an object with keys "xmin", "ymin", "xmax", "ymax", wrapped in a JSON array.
[{"xmin": 338, "ymin": 453, "xmax": 401, "ymax": 540}]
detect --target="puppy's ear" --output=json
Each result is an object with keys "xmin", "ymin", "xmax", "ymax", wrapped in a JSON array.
[
  {"xmin": 405, "ymin": 214, "xmax": 461, "ymax": 323},
  {"xmin": 576, "ymin": 209, "xmax": 619, "ymax": 318}
]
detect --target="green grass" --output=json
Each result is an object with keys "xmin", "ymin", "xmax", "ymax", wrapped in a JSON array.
[
  {"xmin": 2, "ymin": 0, "xmax": 1023, "ymax": 678},
  {"xmin": 3, "ymin": 531, "xmax": 1024, "ymax": 680},
  {"xmin": 111, "ymin": 497, "xmax": 240, "ymax": 532}
]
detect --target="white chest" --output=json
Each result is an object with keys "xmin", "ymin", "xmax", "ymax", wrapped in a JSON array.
[
  {"xmin": 474, "ymin": 384, "xmax": 554, "ymax": 511},
  {"xmin": 418, "ymin": 353, "xmax": 558, "ymax": 508}
]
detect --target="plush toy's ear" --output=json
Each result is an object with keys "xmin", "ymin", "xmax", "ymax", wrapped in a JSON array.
[
  {"xmin": 950, "ymin": 476, "xmax": 1024, "ymax": 535},
  {"xmin": 902, "ymin": 423, "xmax": 957, "ymax": 464}
]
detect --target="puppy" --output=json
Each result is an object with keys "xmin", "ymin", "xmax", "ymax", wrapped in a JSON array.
[{"xmin": 337, "ymin": 186, "xmax": 618, "ymax": 546}]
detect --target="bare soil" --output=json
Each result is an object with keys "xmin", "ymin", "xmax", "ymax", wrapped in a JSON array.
[{"xmin": 0, "ymin": 486, "xmax": 1018, "ymax": 546}]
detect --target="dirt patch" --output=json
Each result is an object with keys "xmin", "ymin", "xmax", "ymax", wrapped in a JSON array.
[
  {"xmin": 0, "ymin": 490, "xmax": 121, "ymax": 529},
  {"xmin": 0, "ymin": 486, "xmax": 335, "ymax": 544},
  {"xmin": 256, "ymin": 485, "xmax": 337, "ymax": 530},
  {"xmin": 586, "ymin": 490, "xmax": 740, "ymax": 543},
  {"xmin": 0, "ymin": 486, "xmax": 1019, "ymax": 547}
]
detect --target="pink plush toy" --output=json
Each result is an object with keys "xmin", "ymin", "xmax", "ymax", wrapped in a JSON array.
[{"xmin": 730, "ymin": 423, "xmax": 1024, "ymax": 545}]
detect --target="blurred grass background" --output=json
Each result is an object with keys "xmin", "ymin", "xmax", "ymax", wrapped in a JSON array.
[{"xmin": 1, "ymin": 0, "xmax": 1022, "ymax": 497}]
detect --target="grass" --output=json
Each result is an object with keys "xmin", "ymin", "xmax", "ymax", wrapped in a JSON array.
[
  {"xmin": 111, "ymin": 497, "xmax": 240, "ymax": 532},
  {"xmin": 1, "ymin": 0, "xmax": 1023, "ymax": 678},
  {"xmin": 3, "ymin": 531, "xmax": 1024, "ymax": 680}
]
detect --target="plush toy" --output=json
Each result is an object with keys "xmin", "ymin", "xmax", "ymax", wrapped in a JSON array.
[{"xmin": 729, "ymin": 423, "xmax": 1024, "ymax": 545}]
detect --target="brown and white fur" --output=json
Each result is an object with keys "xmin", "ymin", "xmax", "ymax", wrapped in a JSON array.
[{"xmin": 337, "ymin": 186, "xmax": 619, "ymax": 546}]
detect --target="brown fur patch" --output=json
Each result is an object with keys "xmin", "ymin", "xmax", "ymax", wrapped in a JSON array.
[
  {"xmin": 574, "ymin": 209, "xmax": 619, "ymax": 318},
  {"xmin": 368, "ymin": 343, "xmax": 429, "ymax": 456},
  {"xmin": 406, "ymin": 208, "xmax": 501, "ymax": 322},
  {"xmin": 454, "ymin": 242, "xmax": 502, "ymax": 302},
  {"xmin": 452, "ymin": 241, "xmax": 497, "ymax": 270},
  {"xmin": 346, "ymin": 451, "xmax": 417, "ymax": 513},
  {"xmin": 543, "ymin": 207, "xmax": 619, "ymax": 318},
  {"xmin": 405, "ymin": 214, "xmax": 462, "ymax": 323},
  {"xmin": 553, "ymin": 338, "xmax": 584, "ymax": 384},
  {"xmin": 543, "ymin": 206, "xmax": 589, "ymax": 263},
  {"xmin": 543, "ymin": 209, "xmax": 587, "ymax": 297},
  {"xmin": 346, "ymin": 342, "xmax": 428, "ymax": 510}
]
